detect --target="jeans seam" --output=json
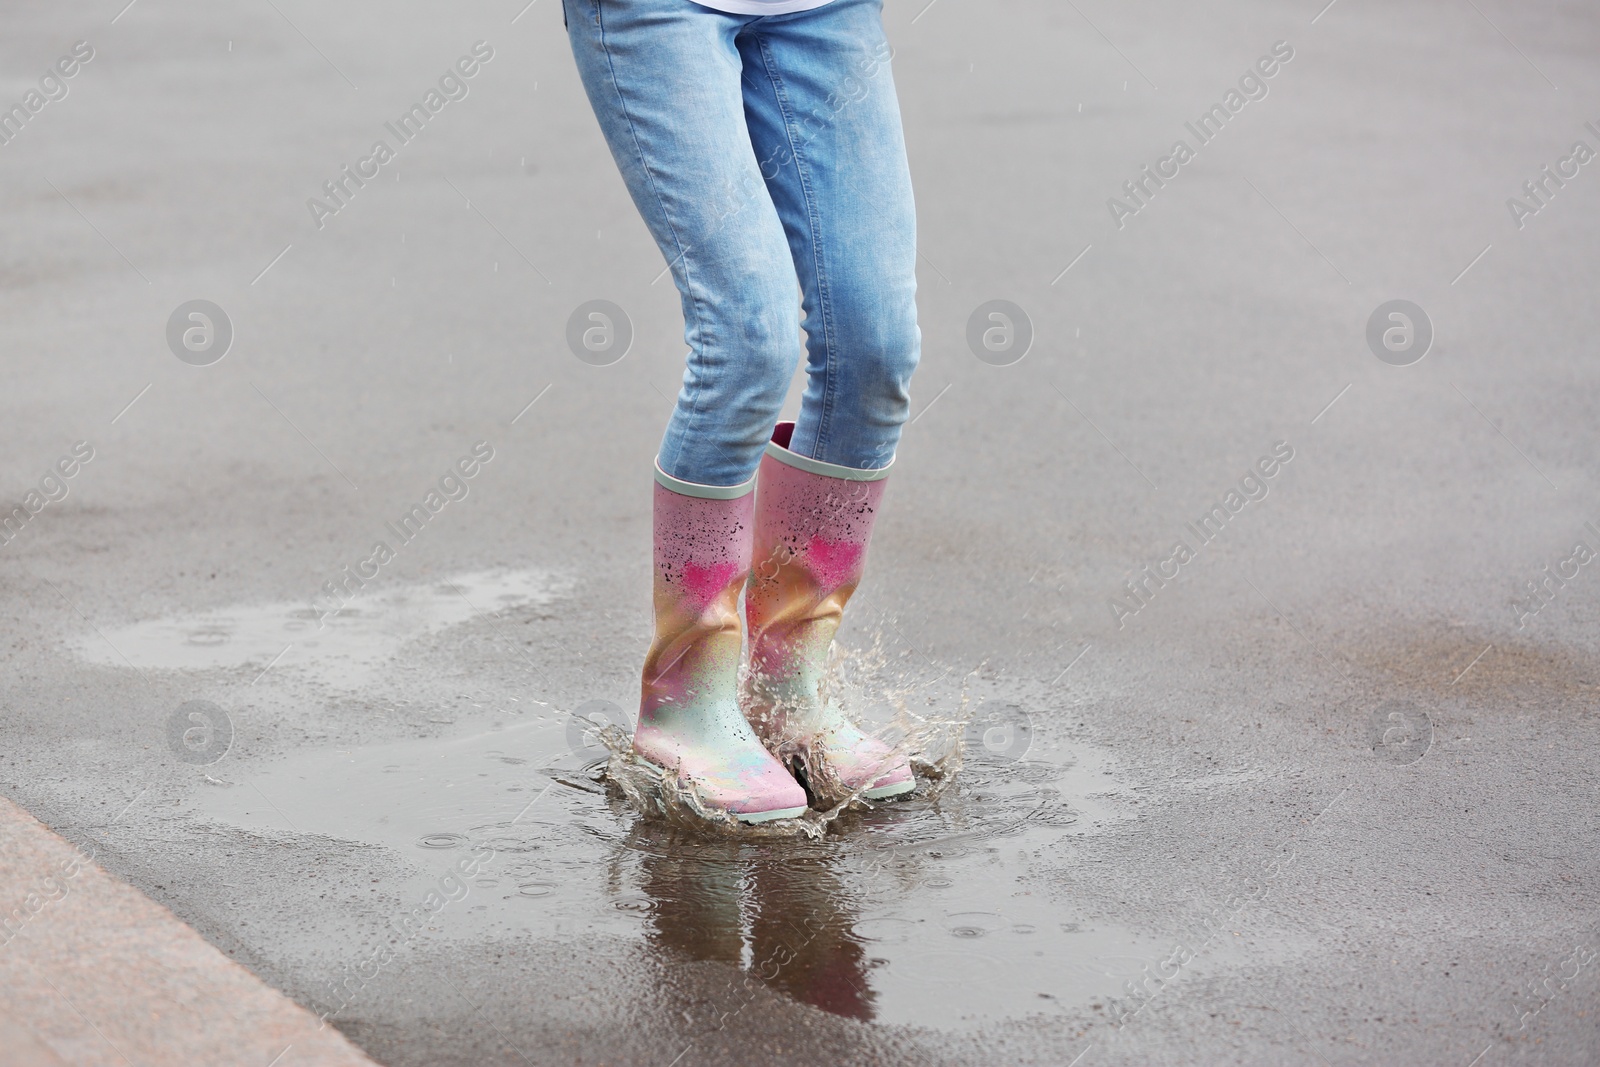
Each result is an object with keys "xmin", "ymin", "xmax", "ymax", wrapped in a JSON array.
[
  {"xmin": 752, "ymin": 32, "xmax": 835, "ymax": 462},
  {"xmin": 594, "ymin": 0, "xmax": 708, "ymax": 476}
]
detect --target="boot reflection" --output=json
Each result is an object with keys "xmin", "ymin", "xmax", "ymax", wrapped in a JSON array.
[
  {"xmin": 748, "ymin": 853, "xmax": 875, "ymax": 1020},
  {"xmin": 631, "ymin": 828, "xmax": 876, "ymax": 1021},
  {"xmin": 636, "ymin": 832, "xmax": 745, "ymax": 965}
]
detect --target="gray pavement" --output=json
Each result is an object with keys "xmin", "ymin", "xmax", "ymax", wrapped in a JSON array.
[
  {"xmin": 0, "ymin": 794, "xmax": 378, "ymax": 1066},
  {"xmin": 2, "ymin": 0, "xmax": 1598, "ymax": 1064}
]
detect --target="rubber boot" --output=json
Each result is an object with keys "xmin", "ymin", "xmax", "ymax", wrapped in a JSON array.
[
  {"xmin": 743, "ymin": 422, "xmax": 915, "ymax": 806},
  {"xmin": 633, "ymin": 463, "xmax": 809, "ymax": 824}
]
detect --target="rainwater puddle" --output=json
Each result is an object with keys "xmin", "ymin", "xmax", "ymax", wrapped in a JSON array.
[
  {"xmin": 186, "ymin": 715, "xmax": 1197, "ymax": 1031},
  {"xmin": 69, "ymin": 569, "xmax": 563, "ymax": 688}
]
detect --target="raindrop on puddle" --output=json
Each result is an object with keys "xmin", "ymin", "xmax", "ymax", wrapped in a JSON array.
[{"xmin": 417, "ymin": 832, "xmax": 468, "ymax": 850}]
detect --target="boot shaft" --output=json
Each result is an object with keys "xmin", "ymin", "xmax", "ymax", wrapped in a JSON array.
[
  {"xmin": 745, "ymin": 423, "xmax": 890, "ymax": 718},
  {"xmin": 641, "ymin": 468, "xmax": 756, "ymax": 722}
]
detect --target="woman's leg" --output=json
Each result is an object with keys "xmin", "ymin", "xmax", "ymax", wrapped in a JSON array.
[
  {"xmin": 565, "ymin": 0, "xmax": 804, "ymax": 486},
  {"xmin": 565, "ymin": 0, "xmax": 809, "ymax": 821},
  {"xmin": 737, "ymin": 0, "xmax": 920, "ymax": 469}
]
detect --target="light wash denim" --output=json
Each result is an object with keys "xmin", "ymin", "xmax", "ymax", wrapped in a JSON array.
[{"xmin": 563, "ymin": 0, "xmax": 920, "ymax": 486}]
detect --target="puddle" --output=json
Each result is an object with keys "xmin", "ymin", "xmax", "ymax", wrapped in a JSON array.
[
  {"xmin": 186, "ymin": 714, "xmax": 1174, "ymax": 1030},
  {"xmin": 70, "ymin": 569, "xmax": 563, "ymax": 688},
  {"xmin": 70, "ymin": 567, "xmax": 1180, "ymax": 1028}
]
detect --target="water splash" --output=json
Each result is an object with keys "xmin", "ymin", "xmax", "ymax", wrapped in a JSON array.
[{"xmin": 599, "ymin": 631, "xmax": 987, "ymax": 837}]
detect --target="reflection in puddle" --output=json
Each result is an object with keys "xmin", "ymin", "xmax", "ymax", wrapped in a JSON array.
[
  {"xmin": 69, "ymin": 568, "xmax": 564, "ymax": 688},
  {"xmin": 185, "ymin": 715, "xmax": 1196, "ymax": 1030},
  {"xmin": 604, "ymin": 769, "xmax": 1194, "ymax": 1027},
  {"xmin": 626, "ymin": 826, "xmax": 879, "ymax": 1019}
]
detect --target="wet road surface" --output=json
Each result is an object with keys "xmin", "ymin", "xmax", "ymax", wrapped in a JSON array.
[{"xmin": 3, "ymin": 0, "xmax": 1599, "ymax": 1063}]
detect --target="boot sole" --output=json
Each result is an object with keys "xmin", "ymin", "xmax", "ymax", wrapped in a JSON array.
[
  {"xmin": 788, "ymin": 754, "xmax": 917, "ymax": 805},
  {"xmin": 632, "ymin": 755, "xmax": 808, "ymax": 824},
  {"xmin": 863, "ymin": 778, "xmax": 917, "ymax": 801}
]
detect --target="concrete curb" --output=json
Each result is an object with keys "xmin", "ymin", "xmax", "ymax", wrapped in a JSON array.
[{"xmin": 0, "ymin": 794, "xmax": 380, "ymax": 1067}]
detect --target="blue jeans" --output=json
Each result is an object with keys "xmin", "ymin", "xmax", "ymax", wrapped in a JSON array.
[{"xmin": 564, "ymin": 0, "xmax": 921, "ymax": 486}]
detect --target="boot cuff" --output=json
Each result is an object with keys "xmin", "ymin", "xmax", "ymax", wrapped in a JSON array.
[
  {"xmin": 764, "ymin": 422, "xmax": 894, "ymax": 482},
  {"xmin": 653, "ymin": 459, "xmax": 757, "ymax": 499}
]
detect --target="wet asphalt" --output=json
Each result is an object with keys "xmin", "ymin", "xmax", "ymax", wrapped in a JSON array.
[{"xmin": 2, "ymin": 0, "xmax": 1599, "ymax": 1064}]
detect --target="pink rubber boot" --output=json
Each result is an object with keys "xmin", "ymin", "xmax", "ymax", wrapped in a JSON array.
[
  {"xmin": 634, "ymin": 463, "xmax": 809, "ymax": 824},
  {"xmin": 743, "ymin": 422, "xmax": 915, "ymax": 807}
]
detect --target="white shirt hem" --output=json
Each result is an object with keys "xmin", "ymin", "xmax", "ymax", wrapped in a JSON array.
[{"xmin": 689, "ymin": 0, "xmax": 837, "ymax": 15}]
